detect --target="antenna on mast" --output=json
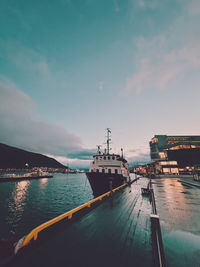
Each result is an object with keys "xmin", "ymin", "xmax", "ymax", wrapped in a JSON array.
[
  {"xmin": 97, "ymin": 145, "xmax": 101, "ymax": 154},
  {"xmin": 121, "ymin": 148, "xmax": 123, "ymax": 158},
  {"xmin": 106, "ymin": 128, "xmax": 111, "ymax": 154}
]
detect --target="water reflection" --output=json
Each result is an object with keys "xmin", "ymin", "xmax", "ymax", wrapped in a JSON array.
[
  {"xmin": 12, "ymin": 181, "xmax": 30, "ymax": 211},
  {"xmin": 39, "ymin": 178, "xmax": 48, "ymax": 189},
  {"xmin": 156, "ymin": 178, "xmax": 200, "ymax": 232},
  {"xmin": 0, "ymin": 174, "xmax": 93, "ymax": 238},
  {"xmin": 154, "ymin": 178, "xmax": 200, "ymax": 266},
  {"xmin": 157, "ymin": 178, "xmax": 189, "ymax": 227},
  {"xmin": 6, "ymin": 181, "xmax": 30, "ymax": 231}
]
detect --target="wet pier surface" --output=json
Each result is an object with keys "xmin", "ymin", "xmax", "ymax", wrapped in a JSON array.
[
  {"xmin": 179, "ymin": 176, "xmax": 200, "ymax": 187},
  {"xmin": 10, "ymin": 179, "xmax": 153, "ymax": 267},
  {"xmin": 152, "ymin": 178, "xmax": 200, "ymax": 267}
]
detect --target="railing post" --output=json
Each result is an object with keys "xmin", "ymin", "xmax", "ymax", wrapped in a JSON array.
[
  {"xmin": 68, "ymin": 214, "xmax": 72, "ymax": 219},
  {"xmin": 151, "ymin": 214, "xmax": 166, "ymax": 267},
  {"xmin": 150, "ymin": 183, "xmax": 166, "ymax": 267},
  {"xmin": 109, "ymin": 180, "xmax": 113, "ymax": 196},
  {"xmin": 33, "ymin": 232, "xmax": 38, "ymax": 241}
]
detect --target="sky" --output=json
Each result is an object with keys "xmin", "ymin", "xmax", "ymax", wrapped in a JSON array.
[{"xmin": 0, "ymin": 0, "xmax": 200, "ymax": 168}]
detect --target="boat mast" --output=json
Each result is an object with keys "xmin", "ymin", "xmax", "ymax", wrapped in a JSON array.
[{"xmin": 106, "ymin": 128, "xmax": 111, "ymax": 154}]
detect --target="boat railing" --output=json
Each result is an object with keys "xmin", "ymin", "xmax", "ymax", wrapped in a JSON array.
[{"xmin": 14, "ymin": 182, "xmax": 128, "ymax": 254}]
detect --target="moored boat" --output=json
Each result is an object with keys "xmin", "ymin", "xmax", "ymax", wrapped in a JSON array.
[{"xmin": 86, "ymin": 128, "xmax": 130, "ymax": 197}]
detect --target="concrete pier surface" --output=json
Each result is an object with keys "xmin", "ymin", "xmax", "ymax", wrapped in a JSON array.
[
  {"xmin": 152, "ymin": 177, "xmax": 200, "ymax": 267},
  {"xmin": 10, "ymin": 178, "xmax": 153, "ymax": 267}
]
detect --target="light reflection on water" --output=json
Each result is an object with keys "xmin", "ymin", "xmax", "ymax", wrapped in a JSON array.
[
  {"xmin": 39, "ymin": 178, "xmax": 48, "ymax": 189},
  {"xmin": 5, "ymin": 180, "xmax": 30, "ymax": 231},
  {"xmin": 0, "ymin": 173, "xmax": 93, "ymax": 239},
  {"xmin": 13, "ymin": 180, "xmax": 30, "ymax": 211}
]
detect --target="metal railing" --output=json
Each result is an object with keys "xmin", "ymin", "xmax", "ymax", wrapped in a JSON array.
[
  {"xmin": 149, "ymin": 180, "xmax": 166, "ymax": 267},
  {"xmin": 14, "ymin": 183, "xmax": 127, "ymax": 254}
]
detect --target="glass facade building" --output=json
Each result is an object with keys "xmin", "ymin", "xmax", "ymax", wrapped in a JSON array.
[{"xmin": 150, "ymin": 135, "xmax": 200, "ymax": 169}]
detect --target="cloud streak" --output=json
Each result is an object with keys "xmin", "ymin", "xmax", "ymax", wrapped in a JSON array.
[
  {"xmin": 127, "ymin": 153, "xmax": 150, "ymax": 164},
  {"xmin": 126, "ymin": 43, "xmax": 200, "ymax": 93},
  {"xmin": 125, "ymin": 1, "xmax": 200, "ymax": 93},
  {"xmin": 126, "ymin": 146, "xmax": 150, "ymax": 163},
  {"xmin": 0, "ymin": 79, "xmax": 86, "ymax": 158},
  {"xmin": 186, "ymin": 0, "xmax": 200, "ymax": 15},
  {"xmin": 0, "ymin": 40, "xmax": 51, "ymax": 79},
  {"xmin": 67, "ymin": 149, "xmax": 96, "ymax": 160},
  {"xmin": 0, "ymin": 78, "xmax": 149, "ymax": 167}
]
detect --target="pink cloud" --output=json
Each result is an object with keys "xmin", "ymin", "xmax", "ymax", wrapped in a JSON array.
[
  {"xmin": 125, "ymin": 38, "xmax": 200, "ymax": 93},
  {"xmin": 186, "ymin": 0, "xmax": 200, "ymax": 15},
  {"xmin": 125, "ymin": 0, "xmax": 200, "ymax": 94}
]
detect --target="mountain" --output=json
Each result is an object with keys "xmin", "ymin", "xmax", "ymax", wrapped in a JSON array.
[{"xmin": 0, "ymin": 143, "xmax": 67, "ymax": 169}]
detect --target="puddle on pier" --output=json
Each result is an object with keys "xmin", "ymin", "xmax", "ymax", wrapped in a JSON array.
[{"xmin": 153, "ymin": 178, "xmax": 200, "ymax": 267}]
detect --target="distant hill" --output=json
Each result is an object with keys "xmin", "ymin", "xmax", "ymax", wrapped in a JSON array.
[{"xmin": 0, "ymin": 143, "xmax": 67, "ymax": 169}]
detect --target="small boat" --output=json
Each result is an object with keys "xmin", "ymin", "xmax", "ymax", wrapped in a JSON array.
[{"xmin": 86, "ymin": 128, "xmax": 130, "ymax": 197}]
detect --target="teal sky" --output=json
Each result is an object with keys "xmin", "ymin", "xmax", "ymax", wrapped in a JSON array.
[{"xmin": 1, "ymin": 0, "xmax": 200, "ymax": 167}]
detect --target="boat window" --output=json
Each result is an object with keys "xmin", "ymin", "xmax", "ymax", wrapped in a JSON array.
[
  {"xmin": 91, "ymin": 169, "xmax": 93, "ymax": 172},
  {"xmin": 115, "ymin": 169, "xmax": 118, "ymax": 174},
  {"xmin": 112, "ymin": 156, "xmax": 115, "ymax": 160},
  {"xmin": 102, "ymin": 169, "xmax": 105, "ymax": 173},
  {"xmin": 108, "ymin": 156, "xmax": 110, "ymax": 160},
  {"xmin": 96, "ymin": 169, "xmax": 99, "ymax": 173},
  {"xmin": 104, "ymin": 156, "xmax": 106, "ymax": 160},
  {"xmin": 108, "ymin": 169, "xmax": 111, "ymax": 174}
]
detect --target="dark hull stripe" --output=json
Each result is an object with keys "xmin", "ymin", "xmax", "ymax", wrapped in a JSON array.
[{"xmin": 86, "ymin": 172, "xmax": 127, "ymax": 197}]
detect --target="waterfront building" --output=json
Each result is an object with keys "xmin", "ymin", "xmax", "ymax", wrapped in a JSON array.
[{"xmin": 149, "ymin": 135, "xmax": 200, "ymax": 174}]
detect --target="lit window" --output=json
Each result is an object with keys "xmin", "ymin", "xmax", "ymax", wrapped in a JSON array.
[{"xmin": 159, "ymin": 152, "xmax": 166, "ymax": 159}]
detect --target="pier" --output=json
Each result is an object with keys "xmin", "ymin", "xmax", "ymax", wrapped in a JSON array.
[
  {"xmin": 8, "ymin": 178, "xmax": 156, "ymax": 267},
  {"xmin": 4, "ymin": 176, "xmax": 199, "ymax": 267}
]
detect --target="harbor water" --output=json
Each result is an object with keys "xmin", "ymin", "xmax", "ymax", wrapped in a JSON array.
[{"xmin": 0, "ymin": 173, "xmax": 93, "ymax": 240}]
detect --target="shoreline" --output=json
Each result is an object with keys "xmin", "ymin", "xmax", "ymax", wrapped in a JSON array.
[{"xmin": 0, "ymin": 175, "xmax": 53, "ymax": 183}]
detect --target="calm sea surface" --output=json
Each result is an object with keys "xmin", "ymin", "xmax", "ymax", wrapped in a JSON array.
[{"xmin": 0, "ymin": 173, "xmax": 93, "ymax": 239}]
